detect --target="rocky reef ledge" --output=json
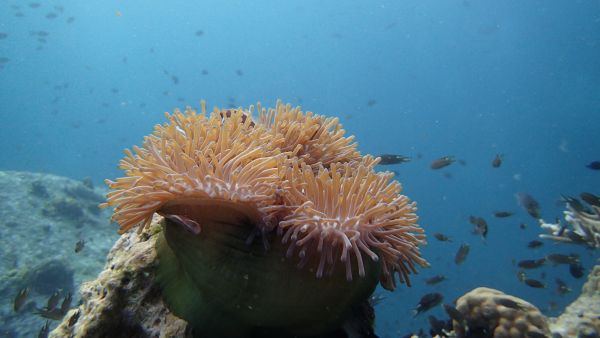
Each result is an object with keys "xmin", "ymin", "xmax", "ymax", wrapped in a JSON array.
[{"xmin": 50, "ymin": 216, "xmax": 188, "ymax": 337}]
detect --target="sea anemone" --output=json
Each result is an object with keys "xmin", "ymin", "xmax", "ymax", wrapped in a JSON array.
[{"xmin": 103, "ymin": 101, "xmax": 428, "ymax": 337}]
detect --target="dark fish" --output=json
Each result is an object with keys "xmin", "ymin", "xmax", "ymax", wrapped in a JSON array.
[
  {"xmin": 585, "ymin": 161, "xmax": 600, "ymax": 170},
  {"xmin": 524, "ymin": 278, "xmax": 545, "ymax": 288},
  {"xmin": 236, "ymin": 69, "xmax": 243, "ymax": 76},
  {"xmin": 569, "ymin": 263, "xmax": 584, "ymax": 279},
  {"xmin": 367, "ymin": 99, "xmax": 376, "ymax": 107},
  {"xmin": 413, "ymin": 292, "xmax": 443, "ymax": 316},
  {"xmin": 29, "ymin": 2, "xmax": 41, "ymax": 8},
  {"xmin": 38, "ymin": 321, "xmax": 50, "ymax": 338},
  {"xmin": 60, "ymin": 292, "xmax": 72, "ymax": 313},
  {"xmin": 493, "ymin": 211, "xmax": 513, "ymax": 218},
  {"xmin": 35, "ymin": 307, "xmax": 66, "ymax": 320},
  {"xmin": 580, "ymin": 192, "xmax": 600, "ymax": 207},
  {"xmin": 555, "ymin": 278, "xmax": 571, "ymax": 295},
  {"xmin": 0, "ymin": 32, "xmax": 7, "ymax": 39},
  {"xmin": 469, "ymin": 216, "xmax": 488, "ymax": 239},
  {"xmin": 195, "ymin": 30, "xmax": 204, "ymax": 36},
  {"xmin": 492, "ymin": 154, "xmax": 503, "ymax": 168},
  {"xmin": 443, "ymin": 304, "xmax": 464, "ymax": 323},
  {"xmin": 75, "ymin": 239, "xmax": 85, "ymax": 253},
  {"xmin": 517, "ymin": 258, "xmax": 546, "ymax": 269},
  {"xmin": 562, "ymin": 195, "xmax": 590, "ymax": 213},
  {"xmin": 516, "ymin": 192, "xmax": 541, "ymax": 219},
  {"xmin": 527, "ymin": 240, "xmax": 543, "ymax": 249},
  {"xmin": 47, "ymin": 290, "xmax": 61, "ymax": 310},
  {"xmin": 546, "ymin": 253, "xmax": 579, "ymax": 265},
  {"xmin": 433, "ymin": 232, "xmax": 452, "ymax": 242},
  {"xmin": 171, "ymin": 75, "xmax": 179, "ymax": 84},
  {"xmin": 377, "ymin": 154, "xmax": 411, "ymax": 165},
  {"xmin": 516, "ymin": 270, "xmax": 526, "ymax": 282},
  {"xmin": 430, "ymin": 156, "xmax": 455, "ymax": 169},
  {"xmin": 368, "ymin": 294, "xmax": 386, "ymax": 306},
  {"xmin": 493, "ymin": 297, "xmax": 524, "ymax": 310},
  {"xmin": 68, "ymin": 309, "xmax": 80, "ymax": 327},
  {"xmin": 425, "ymin": 275, "xmax": 446, "ymax": 285},
  {"xmin": 427, "ymin": 315, "xmax": 446, "ymax": 335},
  {"xmin": 527, "ymin": 331, "xmax": 548, "ymax": 338},
  {"xmin": 0, "ymin": 57, "xmax": 10, "ymax": 64},
  {"xmin": 201, "ymin": 69, "xmax": 208, "ymax": 75},
  {"xmin": 67, "ymin": 16, "xmax": 75, "ymax": 23},
  {"xmin": 162, "ymin": 214, "xmax": 201, "ymax": 235},
  {"xmin": 454, "ymin": 243, "xmax": 470, "ymax": 265},
  {"xmin": 519, "ymin": 223, "xmax": 527, "ymax": 230},
  {"xmin": 13, "ymin": 288, "xmax": 28, "ymax": 312},
  {"xmin": 46, "ymin": 12, "xmax": 57, "ymax": 19}
]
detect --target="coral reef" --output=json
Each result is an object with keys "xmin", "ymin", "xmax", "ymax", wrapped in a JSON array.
[
  {"xmin": 452, "ymin": 287, "xmax": 550, "ymax": 338},
  {"xmin": 100, "ymin": 101, "xmax": 427, "ymax": 336},
  {"xmin": 549, "ymin": 264, "xmax": 600, "ymax": 337},
  {"xmin": 50, "ymin": 217, "xmax": 188, "ymax": 338},
  {"xmin": 538, "ymin": 198, "xmax": 600, "ymax": 248},
  {"xmin": 0, "ymin": 171, "xmax": 118, "ymax": 336}
]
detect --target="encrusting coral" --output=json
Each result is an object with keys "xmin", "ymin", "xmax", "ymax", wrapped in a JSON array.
[
  {"xmin": 452, "ymin": 287, "xmax": 550, "ymax": 338},
  {"xmin": 101, "ymin": 101, "xmax": 428, "ymax": 337}
]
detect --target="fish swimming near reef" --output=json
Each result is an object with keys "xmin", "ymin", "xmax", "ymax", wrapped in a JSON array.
[
  {"xmin": 516, "ymin": 192, "xmax": 541, "ymax": 219},
  {"xmin": 569, "ymin": 263, "xmax": 585, "ymax": 278},
  {"xmin": 454, "ymin": 244, "xmax": 470, "ymax": 265},
  {"xmin": 433, "ymin": 232, "xmax": 452, "ymax": 242},
  {"xmin": 493, "ymin": 211, "xmax": 513, "ymax": 218},
  {"xmin": 377, "ymin": 154, "xmax": 411, "ymax": 165},
  {"xmin": 546, "ymin": 253, "xmax": 579, "ymax": 265},
  {"xmin": 443, "ymin": 304, "xmax": 465, "ymax": 324},
  {"xmin": 74, "ymin": 239, "xmax": 85, "ymax": 253},
  {"xmin": 555, "ymin": 278, "xmax": 571, "ymax": 295},
  {"xmin": 430, "ymin": 156, "xmax": 455, "ymax": 169},
  {"xmin": 523, "ymin": 278, "xmax": 545, "ymax": 288},
  {"xmin": 492, "ymin": 154, "xmax": 503, "ymax": 168},
  {"xmin": 469, "ymin": 216, "xmax": 488, "ymax": 239},
  {"xmin": 585, "ymin": 161, "xmax": 600, "ymax": 170},
  {"xmin": 413, "ymin": 292, "xmax": 443, "ymax": 316},
  {"xmin": 579, "ymin": 192, "xmax": 600, "ymax": 208},
  {"xmin": 38, "ymin": 320, "xmax": 50, "ymax": 338},
  {"xmin": 527, "ymin": 240, "xmax": 543, "ymax": 249},
  {"xmin": 13, "ymin": 288, "xmax": 28, "ymax": 312},
  {"xmin": 517, "ymin": 258, "xmax": 546, "ymax": 269},
  {"xmin": 425, "ymin": 275, "xmax": 447, "ymax": 285}
]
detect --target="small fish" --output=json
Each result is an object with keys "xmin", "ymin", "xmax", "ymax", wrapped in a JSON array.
[
  {"xmin": 60, "ymin": 292, "xmax": 72, "ymax": 313},
  {"xmin": 519, "ymin": 223, "xmax": 527, "ymax": 230},
  {"xmin": 555, "ymin": 278, "xmax": 571, "ymax": 295},
  {"xmin": 527, "ymin": 240, "xmax": 543, "ymax": 249},
  {"xmin": 427, "ymin": 315, "xmax": 446, "ymax": 335},
  {"xmin": 492, "ymin": 154, "xmax": 503, "ymax": 168},
  {"xmin": 115, "ymin": 10, "xmax": 123, "ymax": 17},
  {"xmin": 368, "ymin": 294, "xmax": 386, "ymax": 306},
  {"xmin": 430, "ymin": 156, "xmax": 455, "ymax": 169},
  {"xmin": 162, "ymin": 214, "xmax": 201, "ymax": 235},
  {"xmin": 524, "ymin": 278, "xmax": 545, "ymax": 288},
  {"xmin": 516, "ymin": 270, "xmax": 526, "ymax": 282},
  {"xmin": 195, "ymin": 30, "xmax": 204, "ymax": 37},
  {"xmin": 425, "ymin": 275, "xmax": 447, "ymax": 285},
  {"xmin": 201, "ymin": 69, "xmax": 209, "ymax": 75},
  {"xmin": 367, "ymin": 99, "xmax": 376, "ymax": 107},
  {"xmin": 171, "ymin": 75, "xmax": 179, "ymax": 84},
  {"xmin": 35, "ymin": 307, "xmax": 67, "ymax": 320},
  {"xmin": 546, "ymin": 253, "xmax": 579, "ymax": 265},
  {"xmin": 38, "ymin": 321, "xmax": 50, "ymax": 338},
  {"xmin": 68, "ymin": 309, "xmax": 80, "ymax": 327},
  {"xmin": 562, "ymin": 195, "xmax": 589, "ymax": 213},
  {"xmin": 493, "ymin": 211, "xmax": 513, "ymax": 218},
  {"xmin": 493, "ymin": 297, "xmax": 525, "ymax": 310},
  {"xmin": 527, "ymin": 331, "xmax": 548, "ymax": 338},
  {"xmin": 454, "ymin": 243, "xmax": 470, "ymax": 265},
  {"xmin": 443, "ymin": 304, "xmax": 464, "ymax": 324},
  {"xmin": 47, "ymin": 290, "xmax": 61, "ymax": 310},
  {"xmin": 29, "ymin": 3, "xmax": 41, "ymax": 8},
  {"xmin": 585, "ymin": 161, "xmax": 600, "ymax": 170},
  {"xmin": 67, "ymin": 16, "xmax": 75, "ymax": 24},
  {"xmin": 46, "ymin": 12, "xmax": 57, "ymax": 19},
  {"xmin": 0, "ymin": 32, "xmax": 7, "ymax": 39},
  {"xmin": 236, "ymin": 69, "xmax": 243, "ymax": 76},
  {"xmin": 412, "ymin": 292, "xmax": 443, "ymax": 316},
  {"xmin": 433, "ymin": 232, "xmax": 452, "ymax": 242},
  {"xmin": 517, "ymin": 258, "xmax": 546, "ymax": 269},
  {"xmin": 377, "ymin": 154, "xmax": 411, "ymax": 165},
  {"xmin": 75, "ymin": 239, "xmax": 85, "ymax": 253},
  {"xmin": 469, "ymin": 216, "xmax": 488, "ymax": 239},
  {"xmin": 13, "ymin": 288, "xmax": 29, "ymax": 312},
  {"xmin": 569, "ymin": 263, "xmax": 585, "ymax": 279},
  {"xmin": 580, "ymin": 192, "xmax": 600, "ymax": 207},
  {"xmin": 516, "ymin": 192, "xmax": 541, "ymax": 219}
]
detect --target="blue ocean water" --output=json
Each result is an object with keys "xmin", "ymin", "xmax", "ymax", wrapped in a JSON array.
[{"xmin": 1, "ymin": 0, "xmax": 599, "ymax": 336}]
